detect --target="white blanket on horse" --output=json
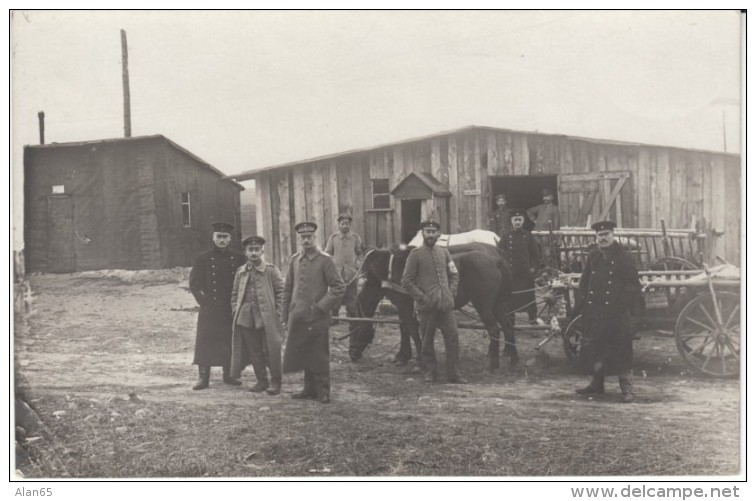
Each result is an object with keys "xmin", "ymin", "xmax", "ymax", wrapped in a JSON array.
[{"xmin": 408, "ymin": 229, "xmax": 500, "ymax": 248}]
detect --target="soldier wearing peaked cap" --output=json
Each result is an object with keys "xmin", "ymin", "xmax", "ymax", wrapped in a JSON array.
[
  {"xmin": 489, "ymin": 193, "xmax": 513, "ymax": 238},
  {"xmin": 497, "ymin": 209, "xmax": 542, "ymax": 326},
  {"xmin": 229, "ymin": 235, "xmax": 286, "ymax": 395},
  {"xmin": 527, "ymin": 188, "xmax": 561, "ymax": 266},
  {"xmin": 573, "ymin": 220, "xmax": 641, "ymax": 403},
  {"xmin": 401, "ymin": 219, "xmax": 467, "ymax": 384},
  {"xmin": 325, "ymin": 214, "xmax": 363, "ymax": 319},
  {"xmin": 189, "ymin": 222, "xmax": 246, "ymax": 390},
  {"xmin": 282, "ymin": 221, "xmax": 346, "ymax": 404}
]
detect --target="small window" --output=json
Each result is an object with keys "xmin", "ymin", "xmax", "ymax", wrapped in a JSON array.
[
  {"xmin": 181, "ymin": 192, "xmax": 191, "ymax": 227},
  {"xmin": 372, "ymin": 179, "xmax": 390, "ymax": 209},
  {"xmin": 52, "ymin": 185, "xmax": 65, "ymax": 194}
]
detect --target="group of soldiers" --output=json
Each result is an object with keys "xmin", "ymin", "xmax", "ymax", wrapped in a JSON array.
[
  {"xmin": 189, "ymin": 188, "xmax": 640, "ymax": 404},
  {"xmin": 489, "ymin": 190, "xmax": 639, "ymax": 402}
]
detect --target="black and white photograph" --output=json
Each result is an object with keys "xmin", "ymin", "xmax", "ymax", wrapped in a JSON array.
[{"xmin": 10, "ymin": 8, "xmax": 745, "ymax": 489}]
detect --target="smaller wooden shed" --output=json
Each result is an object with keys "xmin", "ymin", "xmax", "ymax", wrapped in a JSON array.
[{"xmin": 24, "ymin": 135, "xmax": 244, "ymax": 272}]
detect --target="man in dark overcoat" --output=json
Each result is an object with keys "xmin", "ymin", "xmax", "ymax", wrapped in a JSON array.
[
  {"xmin": 230, "ymin": 236, "xmax": 286, "ymax": 395},
  {"xmin": 401, "ymin": 219, "xmax": 466, "ymax": 384},
  {"xmin": 282, "ymin": 222, "xmax": 345, "ymax": 404},
  {"xmin": 573, "ymin": 220, "xmax": 641, "ymax": 402},
  {"xmin": 497, "ymin": 209, "xmax": 543, "ymax": 326},
  {"xmin": 189, "ymin": 221, "xmax": 246, "ymax": 390}
]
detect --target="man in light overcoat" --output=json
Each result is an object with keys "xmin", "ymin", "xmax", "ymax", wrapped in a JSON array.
[{"xmin": 230, "ymin": 235, "xmax": 286, "ymax": 395}]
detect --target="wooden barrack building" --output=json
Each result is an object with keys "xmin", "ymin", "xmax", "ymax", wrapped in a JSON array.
[
  {"xmin": 24, "ymin": 135, "xmax": 244, "ymax": 272},
  {"xmin": 230, "ymin": 125, "xmax": 740, "ymax": 270}
]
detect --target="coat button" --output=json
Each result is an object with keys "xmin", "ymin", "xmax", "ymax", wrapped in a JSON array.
[{"xmin": 605, "ymin": 301, "xmax": 609, "ymax": 304}]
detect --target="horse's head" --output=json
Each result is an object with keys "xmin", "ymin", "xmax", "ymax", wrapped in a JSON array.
[
  {"xmin": 360, "ymin": 245, "xmax": 414, "ymax": 285},
  {"xmin": 388, "ymin": 245, "xmax": 413, "ymax": 285}
]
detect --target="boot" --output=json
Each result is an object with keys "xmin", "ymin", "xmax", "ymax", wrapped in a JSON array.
[
  {"xmin": 192, "ymin": 366, "xmax": 210, "ymax": 390},
  {"xmin": 619, "ymin": 376, "xmax": 635, "ymax": 403},
  {"xmin": 266, "ymin": 382, "xmax": 281, "ymax": 396},
  {"xmin": 248, "ymin": 380, "xmax": 269, "ymax": 393},
  {"xmin": 248, "ymin": 355, "xmax": 269, "ymax": 392},
  {"xmin": 291, "ymin": 389, "xmax": 317, "ymax": 400},
  {"xmin": 222, "ymin": 365, "xmax": 242, "ymax": 386},
  {"xmin": 576, "ymin": 372, "xmax": 605, "ymax": 395}
]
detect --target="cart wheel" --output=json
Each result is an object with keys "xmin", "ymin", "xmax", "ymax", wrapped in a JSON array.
[
  {"xmin": 562, "ymin": 314, "xmax": 583, "ymax": 367},
  {"xmin": 649, "ymin": 257, "xmax": 699, "ymax": 271},
  {"xmin": 675, "ymin": 291, "xmax": 740, "ymax": 378},
  {"xmin": 535, "ymin": 267, "xmax": 564, "ymax": 321}
]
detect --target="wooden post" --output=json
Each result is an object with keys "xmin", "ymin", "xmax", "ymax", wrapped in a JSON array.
[{"xmin": 121, "ymin": 29, "xmax": 132, "ymax": 137}]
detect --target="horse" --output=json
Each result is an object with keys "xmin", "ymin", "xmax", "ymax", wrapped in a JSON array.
[{"xmin": 348, "ymin": 242, "xmax": 517, "ymax": 370}]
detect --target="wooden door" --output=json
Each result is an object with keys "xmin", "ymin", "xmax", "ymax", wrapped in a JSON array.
[
  {"xmin": 47, "ymin": 195, "xmax": 75, "ymax": 272},
  {"xmin": 559, "ymin": 171, "xmax": 630, "ymax": 227}
]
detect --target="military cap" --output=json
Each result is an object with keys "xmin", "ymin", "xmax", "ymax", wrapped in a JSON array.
[
  {"xmin": 241, "ymin": 235, "xmax": 266, "ymax": 247},
  {"xmin": 495, "ymin": 193, "xmax": 507, "ymax": 202},
  {"xmin": 509, "ymin": 209, "xmax": 527, "ymax": 218},
  {"xmin": 541, "ymin": 188, "xmax": 554, "ymax": 196},
  {"xmin": 295, "ymin": 221, "xmax": 318, "ymax": 234},
  {"xmin": 419, "ymin": 219, "xmax": 441, "ymax": 231},
  {"xmin": 337, "ymin": 213, "xmax": 353, "ymax": 223},
  {"xmin": 211, "ymin": 221, "xmax": 234, "ymax": 233},
  {"xmin": 591, "ymin": 220, "xmax": 617, "ymax": 233}
]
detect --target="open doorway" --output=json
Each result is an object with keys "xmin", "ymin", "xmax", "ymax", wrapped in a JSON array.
[
  {"xmin": 401, "ymin": 199, "xmax": 422, "ymax": 243},
  {"xmin": 489, "ymin": 175, "xmax": 558, "ymax": 213}
]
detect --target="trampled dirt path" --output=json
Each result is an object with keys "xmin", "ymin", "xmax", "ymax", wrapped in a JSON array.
[{"xmin": 14, "ymin": 271, "xmax": 741, "ymax": 478}]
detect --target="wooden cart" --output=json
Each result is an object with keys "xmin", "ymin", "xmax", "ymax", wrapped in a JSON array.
[
  {"xmin": 531, "ymin": 220, "xmax": 722, "ymax": 274},
  {"xmin": 551, "ymin": 266, "xmax": 740, "ymax": 378}
]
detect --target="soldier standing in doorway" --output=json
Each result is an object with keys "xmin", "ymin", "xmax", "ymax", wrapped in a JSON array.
[
  {"xmin": 189, "ymin": 222, "xmax": 246, "ymax": 390},
  {"xmin": 489, "ymin": 193, "xmax": 513, "ymax": 238},
  {"xmin": 527, "ymin": 188, "xmax": 561, "ymax": 268},
  {"xmin": 282, "ymin": 222, "xmax": 345, "ymax": 404}
]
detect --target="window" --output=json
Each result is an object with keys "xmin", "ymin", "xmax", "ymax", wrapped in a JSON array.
[
  {"xmin": 372, "ymin": 179, "xmax": 390, "ymax": 209},
  {"xmin": 181, "ymin": 192, "xmax": 191, "ymax": 227}
]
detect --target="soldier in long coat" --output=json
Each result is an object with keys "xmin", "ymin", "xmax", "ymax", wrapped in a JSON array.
[
  {"xmin": 401, "ymin": 219, "xmax": 466, "ymax": 384},
  {"xmin": 229, "ymin": 235, "xmax": 286, "ymax": 395},
  {"xmin": 282, "ymin": 222, "xmax": 345, "ymax": 404},
  {"xmin": 189, "ymin": 222, "xmax": 246, "ymax": 390},
  {"xmin": 324, "ymin": 213, "xmax": 363, "ymax": 318},
  {"xmin": 497, "ymin": 209, "xmax": 542, "ymax": 326},
  {"xmin": 573, "ymin": 220, "xmax": 641, "ymax": 402}
]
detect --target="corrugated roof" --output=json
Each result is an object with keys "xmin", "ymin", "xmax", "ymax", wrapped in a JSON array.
[
  {"xmin": 227, "ymin": 124, "xmax": 740, "ymax": 181},
  {"xmin": 26, "ymin": 134, "xmax": 244, "ymax": 190}
]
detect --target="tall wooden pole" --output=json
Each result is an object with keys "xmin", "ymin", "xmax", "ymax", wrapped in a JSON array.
[{"xmin": 121, "ymin": 29, "xmax": 132, "ymax": 137}]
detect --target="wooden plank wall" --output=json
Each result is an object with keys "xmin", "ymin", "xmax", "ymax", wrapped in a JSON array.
[{"xmin": 254, "ymin": 130, "xmax": 740, "ymax": 269}]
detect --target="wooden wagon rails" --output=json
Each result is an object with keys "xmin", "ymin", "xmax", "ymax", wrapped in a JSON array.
[
  {"xmin": 547, "ymin": 264, "xmax": 741, "ymax": 378},
  {"xmin": 531, "ymin": 219, "xmax": 723, "ymax": 275}
]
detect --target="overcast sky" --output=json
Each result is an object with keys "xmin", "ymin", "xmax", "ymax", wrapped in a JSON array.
[
  {"xmin": 10, "ymin": 10, "xmax": 742, "ymax": 245},
  {"xmin": 12, "ymin": 11, "xmax": 741, "ymax": 169}
]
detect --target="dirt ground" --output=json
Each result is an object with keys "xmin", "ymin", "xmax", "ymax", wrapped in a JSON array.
[{"xmin": 14, "ymin": 270, "xmax": 741, "ymax": 478}]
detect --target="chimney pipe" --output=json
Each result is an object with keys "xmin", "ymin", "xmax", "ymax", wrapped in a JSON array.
[{"xmin": 38, "ymin": 111, "xmax": 45, "ymax": 144}]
